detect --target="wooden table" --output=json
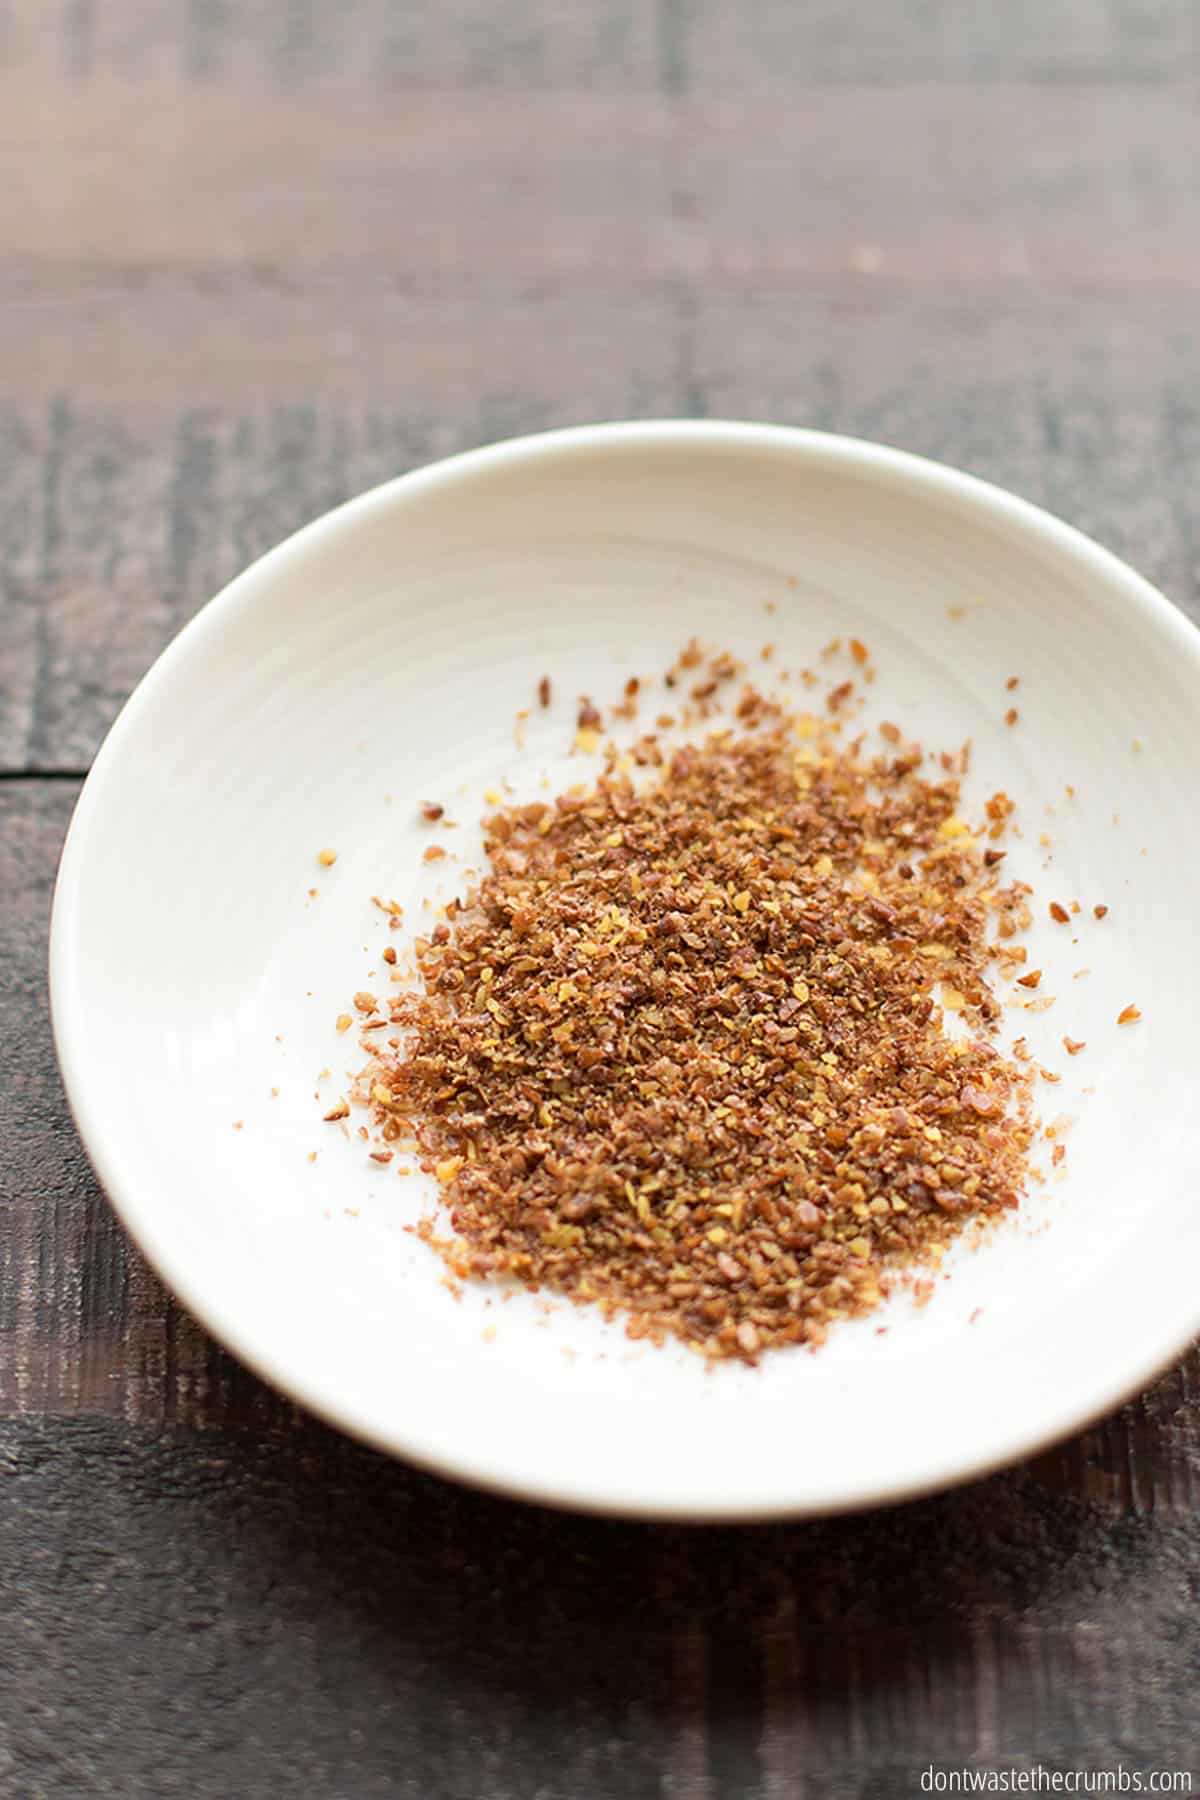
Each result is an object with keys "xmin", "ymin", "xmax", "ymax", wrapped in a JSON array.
[{"xmin": 3, "ymin": 5, "xmax": 1199, "ymax": 1793}]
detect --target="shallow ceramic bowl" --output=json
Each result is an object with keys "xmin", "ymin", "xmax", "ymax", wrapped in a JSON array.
[{"xmin": 50, "ymin": 422, "xmax": 1200, "ymax": 1519}]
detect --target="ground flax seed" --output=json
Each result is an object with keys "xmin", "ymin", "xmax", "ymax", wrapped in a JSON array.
[{"xmin": 359, "ymin": 650, "xmax": 1040, "ymax": 1362}]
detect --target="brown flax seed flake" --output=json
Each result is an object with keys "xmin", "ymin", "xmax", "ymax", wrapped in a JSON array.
[{"xmin": 353, "ymin": 650, "xmax": 1040, "ymax": 1363}]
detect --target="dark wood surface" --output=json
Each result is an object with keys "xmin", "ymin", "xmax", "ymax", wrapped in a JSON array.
[{"xmin": 3, "ymin": 5, "xmax": 1199, "ymax": 1794}]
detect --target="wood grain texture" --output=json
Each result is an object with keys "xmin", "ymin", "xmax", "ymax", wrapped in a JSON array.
[
  {"xmin": 1, "ymin": 1416, "xmax": 1199, "ymax": 1798},
  {"xmin": 5, "ymin": 81, "xmax": 1200, "ymax": 280},
  {"xmin": 4, "ymin": 3, "xmax": 1200, "ymax": 771},
  {"xmin": 5, "ymin": 281, "xmax": 1200, "ymax": 769},
  {"xmin": 4, "ymin": 0, "xmax": 1197, "ymax": 88},
  {"xmin": 4, "ymin": 0, "xmax": 1200, "ymax": 1792}
]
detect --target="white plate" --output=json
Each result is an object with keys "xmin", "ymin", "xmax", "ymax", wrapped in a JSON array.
[{"xmin": 50, "ymin": 422, "xmax": 1200, "ymax": 1519}]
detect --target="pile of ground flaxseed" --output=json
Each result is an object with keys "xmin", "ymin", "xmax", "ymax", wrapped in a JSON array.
[{"xmin": 355, "ymin": 646, "xmax": 1040, "ymax": 1362}]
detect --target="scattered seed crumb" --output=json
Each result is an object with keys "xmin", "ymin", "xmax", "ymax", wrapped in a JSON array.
[
  {"xmin": 423, "ymin": 845, "xmax": 447, "ymax": 862},
  {"xmin": 323, "ymin": 1101, "xmax": 350, "ymax": 1122},
  {"xmin": 421, "ymin": 803, "xmax": 444, "ymax": 823},
  {"xmin": 317, "ymin": 848, "xmax": 338, "ymax": 867},
  {"xmin": 308, "ymin": 1151, "xmax": 318, "ymax": 1163},
  {"xmin": 1073, "ymin": 968, "xmax": 1091, "ymax": 980},
  {"xmin": 336, "ymin": 1013, "xmax": 352, "ymax": 1034},
  {"xmin": 947, "ymin": 605, "xmax": 966, "ymax": 622},
  {"xmin": 1005, "ymin": 677, "xmax": 1019, "ymax": 692},
  {"xmin": 1093, "ymin": 904, "xmax": 1108, "ymax": 920},
  {"xmin": 1016, "ymin": 970, "xmax": 1042, "ymax": 990},
  {"xmin": 1005, "ymin": 708, "xmax": 1018, "ymax": 727},
  {"xmin": 538, "ymin": 676, "xmax": 552, "ymax": 709},
  {"xmin": 347, "ymin": 646, "xmax": 1042, "ymax": 1364},
  {"xmin": 1049, "ymin": 902, "xmax": 1070, "ymax": 923},
  {"xmin": 1117, "ymin": 1005, "xmax": 1141, "ymax": 1025},
  {"xmin": 232, "ymin": 1120, "xmax": 243, "ymax": 1130},
  {"xmin": 1132, "ymin": 739, "xmax": 1143, "ymax": 753},
  {"xmin": 1062, "ymin": 1036, "xmax": 1086, "ymax": 1056}
]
